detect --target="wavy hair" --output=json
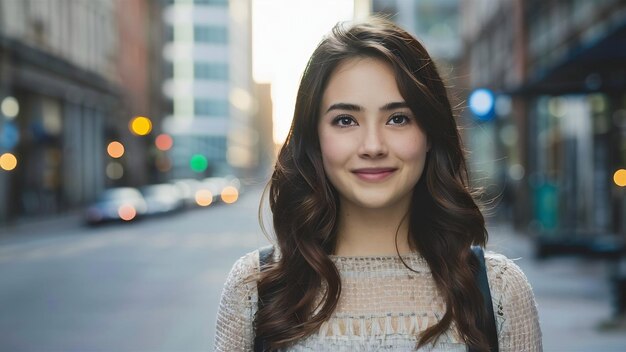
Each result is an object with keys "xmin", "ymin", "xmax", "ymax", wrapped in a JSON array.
[{"xmin": 256, "ymin": 17, "xmax": 490, "ymax": 351}]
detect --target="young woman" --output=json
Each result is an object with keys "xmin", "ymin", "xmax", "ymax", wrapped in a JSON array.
[{"xmin": 215, "ymin": 18, "xmax": 542, "ymax": 351}]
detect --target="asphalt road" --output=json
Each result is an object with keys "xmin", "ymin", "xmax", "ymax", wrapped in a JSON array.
[{"xmin": 0, "ymin": 184, "xmax": 270, "ymax": 352}]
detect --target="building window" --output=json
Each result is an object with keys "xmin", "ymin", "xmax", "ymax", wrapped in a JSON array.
[
  {"xmin": 164, "ymin": 62, "xmax": 174, "ymax": 78},
  {"xmin": 194, "ymin": 0, "xmax": 228, "ymax": 5},
  {"xmin": 194, "ymin": 26, "xmax": 228, "ymax": 44},
  {"xmin": 205, "ymin": 136, "xmax": 227, "ymax": 161},
  {"xmin": 165, "ymin": 25, "xmax": 174, "ymax": 42},
  {"xmin": 194, "ymin": 62, "xmax": 228, "ymax": 80},
  {"xmin": 194, "ymin": 99, "xmax": 229, "ymax": 116}
]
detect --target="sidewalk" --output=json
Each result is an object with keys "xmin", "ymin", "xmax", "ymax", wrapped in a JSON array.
[{"xmin": 487, "ymin": 222, "xmax": 626, "ymax": 351}]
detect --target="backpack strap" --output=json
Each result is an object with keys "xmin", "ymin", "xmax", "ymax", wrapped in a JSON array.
[
  {"xmin": 254, "ymin": 245, "xmax": 274, "ymax": 352},
  {"xmin": 254, "ymin": 245, "xmax": 498, "ymax": 352},
  {"xmin": 469, "ymin": 246, "xmax": 499, "ymax": 352}
]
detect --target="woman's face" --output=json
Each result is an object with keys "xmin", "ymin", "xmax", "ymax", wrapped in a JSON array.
[{"xmin": 318, "ymin": 57, "xmax": 429, "ymax": 210}]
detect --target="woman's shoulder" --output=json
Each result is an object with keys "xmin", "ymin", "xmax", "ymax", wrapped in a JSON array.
[
  {"xmin": 483, "ymin": 250, "xmax": 535, "ymax": 300},
  {"xmin": 484, "ymin": 251, "xmax": 529, "ymax": 282},
  {"xmin": 221, "ymin": 249, "xmax": 262, "ymax": 299}
]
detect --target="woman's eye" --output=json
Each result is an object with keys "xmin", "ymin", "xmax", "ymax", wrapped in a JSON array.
[
  {"xmin": 388, "ymin": 114, "xmax": 410, "ymax": 125},
  {"xmin": 333, "ymin": 116, "xmax": 357, "ymax": 127}
]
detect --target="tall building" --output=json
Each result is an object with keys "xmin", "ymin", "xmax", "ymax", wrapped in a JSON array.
[
  {"xmin": 461, "ymin": 0, "xmax": 626, "ymax": 240},
  {"xmin": 0, "ymin": 0, "xmax": 162, "ymax": 223},
  {"xmin": 161, "ymin": 0, "xmax": 258, "ymax": 180},
  {"xmin": 372, "ymin": 0, "xmax": 460, "ymax": 63},
  {"xmin": 0, "ymin": 0, "xmax": 117, "ymax": 222}
]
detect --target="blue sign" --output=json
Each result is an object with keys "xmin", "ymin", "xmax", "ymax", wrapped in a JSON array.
[
  {"xmin": 469, "ymin": 88, "xmax": 495, "ymax": 121},
  {"xmin": 0, "ymin": 121, "xmax": 19, "ymax": 149}
]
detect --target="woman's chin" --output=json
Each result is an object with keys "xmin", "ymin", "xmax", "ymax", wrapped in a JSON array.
[{"xmin": 345, "ymin": 193, "xmax": 406, "ymax": 210}]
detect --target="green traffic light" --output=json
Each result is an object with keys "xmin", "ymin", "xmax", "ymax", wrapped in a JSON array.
[{"xmin": 190, "ymin": 154, "xmax": 208, "ymax": 172}]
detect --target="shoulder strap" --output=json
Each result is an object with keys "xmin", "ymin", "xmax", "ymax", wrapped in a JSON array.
[
  {"xmin": 469, "ymin": 246, "xmax": 499, "ymax": 352},
  {"xmin": 258, "ymin": 245, "xmax": 274, "ymax": 269},
  {"xmin": 254, "ymin": 245, "xmax": 498, "ymax": 352},
  {"xmin": 254, "ymin": 245, "xmax": 274, "ymax": 352}
]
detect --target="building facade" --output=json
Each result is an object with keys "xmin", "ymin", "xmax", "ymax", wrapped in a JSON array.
[
  {"xmin": 461, "ymin": 0, "xmax": 626, "ymax": 240},
  {"xmin": 0, "ymin": 0, "xmax": 162, "ymax": 223},
  {"xmin": 161, "ymin": 0, "xmax": 259, "ymax": 180}
]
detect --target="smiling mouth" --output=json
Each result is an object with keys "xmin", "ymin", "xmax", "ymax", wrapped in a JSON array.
[{"xmin": 351, "ymin": 168, "xmax": 397, "ymax": 182}]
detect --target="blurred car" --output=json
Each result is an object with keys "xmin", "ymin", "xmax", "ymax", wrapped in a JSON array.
[
  {"xmin": 139, "ymin": 183, "xmax": 184, "ymax": 216},
  {"xmin": 203, "ymin": 176, "xmax": 241, "ymax": 204},
  {"xmin": 171, "ymin": 178, "xmax": 204, "ymax": 208},
  {"xmin": 84, "ymin": 187, "xmax": 147, "ymax": 225}
]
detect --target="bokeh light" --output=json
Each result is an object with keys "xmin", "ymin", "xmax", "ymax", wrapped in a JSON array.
[
  {"xmin": 0, "ymin": 121, "xmax": 19, "ymax": 149},
  {"xmin": 1, "ymin": 96, "xmax": 19, "ymax": 119},
  {"xmin": 0, "ymin": 153, "xmax": 18, "ymax": 171},
  {"xmin": 190, "ymin": 154, "xmax": 208, "ymax": 173},
  {"xmin": 155, "ymin": 155, "xmax": 172, "ymax": 172},
  {"xmin": 106, "ymin": 161, "xmax": 124, "ymax": 180},
  {"xmin": 155, "ymin": 134, "xmax": 173, "ymax": 151},
  {"xmin": 469, "ymin": 88, "xmax": 495, "ymax": 121},
  {"xmin": 195, "ymin": 189, "xmax": 213, "ymax": 206},
  {"xmin": 221, "ymin": 186, "xmax": 239, "ymax": 204},
  {"xmin": 614, "ymin": 169, "xmax": 626, "ymax": 187},
  {"xmin": 129, "ymin": 116, "xmax": 152, "ymax": 136},
  {"xmin": 118, "ymin": 204, "xmax": 137, "ymax": 221},
  {"xmin": 107, "ymin": 141, "xmax": 125, "ymax": 158}
]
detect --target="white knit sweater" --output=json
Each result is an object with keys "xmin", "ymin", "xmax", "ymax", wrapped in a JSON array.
[{"xmin": 214, "ymin": 249, "xmax": 542, "ymax": 351}]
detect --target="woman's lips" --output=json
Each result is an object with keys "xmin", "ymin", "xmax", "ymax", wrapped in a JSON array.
[{"xmin": 351, "ymin": 168, "xmax": 397, "ymax": 181}]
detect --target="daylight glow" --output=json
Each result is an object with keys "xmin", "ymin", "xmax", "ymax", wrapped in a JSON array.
[{"xmin": 252, "ymin": 0, "xmax": 354, "ymax": 144}]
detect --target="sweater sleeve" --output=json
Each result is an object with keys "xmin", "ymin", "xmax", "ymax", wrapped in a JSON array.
[
  {"xmin": 485, "ymin": 252, "xmax": 543, "ymax": 352},
  {"xmin": 214, "ymin": 250, "xmax": 259, "ymax": 352}
]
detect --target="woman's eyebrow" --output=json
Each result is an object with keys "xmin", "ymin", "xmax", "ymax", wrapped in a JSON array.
[
  {"xmin": 380, "ymin": 102, "xmax": 408, "ymax": 111},
  {"xmin": 325, "ymin": 103, "xmax": 362, "ymax": 113},
  {"xmin": 325, "ymin": 101, "xmax": 408, "ymax": 114}
]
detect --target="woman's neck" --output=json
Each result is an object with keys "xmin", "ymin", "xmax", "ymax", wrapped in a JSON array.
[{"xmin": 333, "ymin": 198, "xmax": 413, "ymax": 256}]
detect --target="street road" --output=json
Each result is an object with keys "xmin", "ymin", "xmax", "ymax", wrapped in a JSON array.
[{"xmin": 0, "ymin": 184, "xmax": 270, "ymax": 352}]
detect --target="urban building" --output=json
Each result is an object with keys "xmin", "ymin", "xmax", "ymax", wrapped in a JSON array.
[
  {"xmin": 460, "ymin": 0, "xmax": 626, "ymax": 241},
  {"xmin": 254, "ymin": 82, "xmax": 275, "ymax": 177},
  {"xmin": 161, "ymin": 0, "xmax": 260, "ymax": 180},
  {"xmin": 372, "ymin": 0, "xmax": 460, "ymax": 63},
  {"xmin": 0, "ymin": 0, "xmax": 163, "ymax": 223}
]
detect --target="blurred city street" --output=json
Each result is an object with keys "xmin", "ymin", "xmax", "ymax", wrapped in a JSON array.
[
  {"xmin": 1, "ymin": 0, "xmax": 626, "ymax": 351},
  {"xmin": 0, "ymin": 183, "xmax": 270, "ymax": 352},
  {"xmin": 0, "ymin": 184, "xmax": 624, "ymax": 351}
]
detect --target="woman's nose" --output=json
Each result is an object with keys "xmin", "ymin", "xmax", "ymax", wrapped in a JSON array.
[{"xmin": 358, "ymin": 126, "xmax": 388, "ymax": 158}]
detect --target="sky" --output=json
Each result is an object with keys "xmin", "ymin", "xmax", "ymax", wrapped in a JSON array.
[{"xmin": 251, "ymin": 0, "xmax": 354, "ymax": 144}]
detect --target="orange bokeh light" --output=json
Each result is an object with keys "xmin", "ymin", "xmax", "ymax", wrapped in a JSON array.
[
  {"xmin": 221, "ymin": 186, "xmax": 239, "ymax": 204},
  {"xmin": 0, "ymin": 153, "xmax": 18, "ymax": 171},
  {"xmin": 614, "ymin": 169, "xmax": 626, "ymax": 187},
  {"xmin": 155, "ymin": 134, "xmax": 173, "ymax": 151},
  {"xmin": 107, "ymin": 141, "xmax": 125, "ymax": 158},
  {"xmin": 195, "ymin": 190, "xmax": 213, "ymax": 207},
  {"xmin": 118, "ymin": 204, "xmax": 137, "ymax": 221}
]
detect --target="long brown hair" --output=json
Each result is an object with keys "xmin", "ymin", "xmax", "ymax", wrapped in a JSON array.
[{"xmin": 256, "ymin": 17, "xmax": 490, "ymax": 351}]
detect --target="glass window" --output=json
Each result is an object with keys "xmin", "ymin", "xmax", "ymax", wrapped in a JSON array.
[
  {"xmin": 194, "ymin": 99, "xmax": 229, "ymax": 116},
  {"xmin": 194, "ymin": 0, "xmax": 228, "ymax": 5},
  {"xmin": 194, "ymin": 62, "xmax": 229, "ymax": 80},
  {"xmin": 194, "ymin": 25, "xmax": 228, "ymax": 44}
]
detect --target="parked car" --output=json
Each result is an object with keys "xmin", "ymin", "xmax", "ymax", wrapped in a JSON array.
[
  {"xmin": 84, "ymin": 187, "xmax": 147, "ymax": 225},
  {"xmin": 139, "ymin": 183, "xmax": 184, "ymax": 216},
  {"xmin": 203, "ymin": 176, "xmax": 241, "ymax": 204},
  {"xmin": 171, "ymin": 178, "xmax": 204, "ymax": 208}
]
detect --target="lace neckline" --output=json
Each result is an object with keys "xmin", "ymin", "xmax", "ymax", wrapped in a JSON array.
[{"xmin": 328, "ymin": 251, "xmax": 431, "ymax": 272}]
